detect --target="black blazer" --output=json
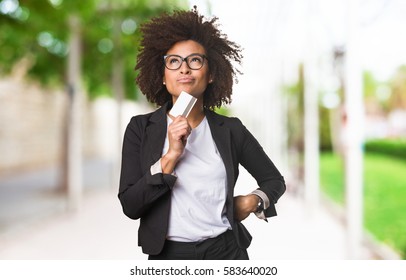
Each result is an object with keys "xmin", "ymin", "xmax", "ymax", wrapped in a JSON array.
[{"xmin": 118, "ymin": 103, "xmax": 286, "ymax": 255}]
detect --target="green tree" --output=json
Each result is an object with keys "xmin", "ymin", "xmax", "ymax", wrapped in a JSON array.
[
  {"xmin": 0, "ymin": 0, "xmax": 187, "ymax": 98},
  {"xmin": 0, "ymin": 0, "xmax": 187, "ymax": 208}
]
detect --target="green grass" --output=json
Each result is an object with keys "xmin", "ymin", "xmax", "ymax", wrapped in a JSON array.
[{"xmin": 320, "ymin": 152, "xmax": 406, "ymax": 258}]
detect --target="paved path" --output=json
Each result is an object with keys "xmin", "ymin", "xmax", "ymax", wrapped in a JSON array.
[{"xmin": 0, "ymin": 161, "xmax": 376, "ymax": 260}]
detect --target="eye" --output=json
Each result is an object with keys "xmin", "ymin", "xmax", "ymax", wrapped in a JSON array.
[
  {"xmin": 189, "ymin": 56, "xmax": 203, "ymax": 63},
  {"xmin": 169, "ymin": 57, "xmax": 180, "ymax": 64}
]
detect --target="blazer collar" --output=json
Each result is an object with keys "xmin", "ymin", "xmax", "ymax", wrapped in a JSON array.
[
  {"xmin": 145, "ymin": 103, "xmax": 170, "ymax": 163},
  {"xmin": 149, "ymin": 102, "xmax": 171, "ymax": 124}
]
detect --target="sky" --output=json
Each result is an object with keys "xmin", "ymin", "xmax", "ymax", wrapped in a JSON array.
[
  {"xmin": 189, "ymin": 0, "xmax": 406, "ymax": 82},
  {"xmin": 358, "ymin": 0, "xmax": 406, "ymax": 80}
]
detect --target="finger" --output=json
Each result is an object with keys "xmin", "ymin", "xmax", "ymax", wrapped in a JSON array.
[
  {"xmin": 169, "ymin": 121, "xmax": 191, "ymax": 137},
  {"xmin": 169, "ymin": 119, "xmax": 188, "ymax": 132},
  {"xmin": 169, "ymin": 126, "xmax": 191, "ymax": 140},
  {"xmin": 171, "ymin": 115, "xmax": 188, "ymax": 125}
]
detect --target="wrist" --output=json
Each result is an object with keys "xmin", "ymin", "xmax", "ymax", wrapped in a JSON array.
[
  {"xmin": 161, "ymin": 152, "xmax": 180, "ymax": 174},
  {"xmin": 245, "ymin": 194, "xmax": 260, "ymax": 213},
  {"xmin": 255, "ymin": 196, "xmax": 264, "ymax": 213},
  {"xmin": 165, "ymin": 149, "xmax": 182, "ymax": 160}
]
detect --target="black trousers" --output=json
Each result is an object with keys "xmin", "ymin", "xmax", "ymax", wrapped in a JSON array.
[{"xmin": 148, "ymin": 230, "xmax": 249, "ymax": 260}]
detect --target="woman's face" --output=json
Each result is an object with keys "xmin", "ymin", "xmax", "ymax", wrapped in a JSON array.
[{"xmin": 163, "ymin": 40, "xmax": 211, "ymax": 102}]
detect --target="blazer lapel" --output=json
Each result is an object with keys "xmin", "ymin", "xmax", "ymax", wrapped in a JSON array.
[
  {"xmin": 206, "ymin": 110, "xmax": 235, "ymax": 218},
  {"xmin": 144, "ymin": 104, "xmax": 168, "ymax": 165}
]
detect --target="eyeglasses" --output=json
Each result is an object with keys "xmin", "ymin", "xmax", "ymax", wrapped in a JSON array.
[{"xmin": 163, "ymin": 53, "xmax": 207, "ymax": 70}]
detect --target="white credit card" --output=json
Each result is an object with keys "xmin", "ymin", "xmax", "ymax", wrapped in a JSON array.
[{"xmin": 169, "ymin": 91, "xmax": 197, "ymax": 118}]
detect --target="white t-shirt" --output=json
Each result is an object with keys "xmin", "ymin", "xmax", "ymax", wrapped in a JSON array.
[{"xmin": 163, "ymin": 116, "xmax": 231, "ymax": 242}]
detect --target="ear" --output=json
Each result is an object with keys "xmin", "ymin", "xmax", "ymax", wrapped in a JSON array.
[
  {"xmin": 163, "ymin": 77, "xmax": 166, "ymax": 85},
  {"xmin": 208, "ymin": 74, "xmax": 214, "ymax": 83}
]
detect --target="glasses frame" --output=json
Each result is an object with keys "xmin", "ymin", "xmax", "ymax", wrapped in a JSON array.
[{"xmin": 163, "ymin": 53, "xmax": 207, "ymax": 70}]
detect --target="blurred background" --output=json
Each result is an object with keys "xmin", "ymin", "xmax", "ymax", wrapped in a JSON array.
[{"xmin": 0, "ymin": 0, "xmax": 405, "ymax": 260}]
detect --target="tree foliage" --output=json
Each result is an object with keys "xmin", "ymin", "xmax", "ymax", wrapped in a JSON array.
[{"xmin": 0, "ymin": 0, "xmax": 187, "ymax": 99}]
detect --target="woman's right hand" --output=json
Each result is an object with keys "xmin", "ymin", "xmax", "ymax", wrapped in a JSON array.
[
  {"xmin": 160, "ymin": 116, "xmax": 191, "ymax": 173},
  {"xmin": 167, "ymin": 116, "xmax": 191, "ymax": 156}
]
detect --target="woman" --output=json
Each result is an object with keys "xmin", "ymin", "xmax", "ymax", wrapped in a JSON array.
[{"xmin": 118, "ymin": 7, "xmax": 285, "ymax": 260}]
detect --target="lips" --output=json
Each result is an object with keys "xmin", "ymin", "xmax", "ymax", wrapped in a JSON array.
[{"xmin": 177, "ymin": 76, "xmax": 194, "ymax": 83}]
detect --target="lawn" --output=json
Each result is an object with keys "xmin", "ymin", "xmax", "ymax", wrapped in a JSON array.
[{"xmin": 320, "ymin": 152, "xmax": 406, "ymax": 258}]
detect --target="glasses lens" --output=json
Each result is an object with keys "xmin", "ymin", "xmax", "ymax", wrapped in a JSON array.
[
  {"xmin": 165, "ymin": 55, "xmax": 182, "ymax": 70},
  {"xmin": 186, "ymin": 55, "xmax": 204, "ymax": 70},
  {"xmin": 164, "ymin": 54, "xmax": 206, "ymax": 70}
]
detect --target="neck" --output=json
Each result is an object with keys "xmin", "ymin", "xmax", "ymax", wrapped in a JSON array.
[{"xmin": 187, "ymin": 100, "xmax": 205, "ymax": 128}]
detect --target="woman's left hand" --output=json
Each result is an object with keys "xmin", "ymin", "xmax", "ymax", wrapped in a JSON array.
[{"xmin": 233, "ymin": 194, "xmax": 259, "ymax": 221}]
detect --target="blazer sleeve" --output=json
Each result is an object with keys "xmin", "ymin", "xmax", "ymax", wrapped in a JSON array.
[
  {"xmin": 118, "ymin": 115, "xmax": 176, "ymax": 220},
  {"xmin": 234, "ymin": 118, "xmax": 286, "ymax": 218}
]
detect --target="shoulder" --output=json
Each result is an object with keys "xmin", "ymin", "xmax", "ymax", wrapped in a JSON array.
[
  {"xmin": 205, "ymin": 110, "xmax": 252, "ymax": 148},
  {"xmin": 130, "ymin": 111, "xmax": 154, "ymax": 124},
  {"xmin": 126, "ymin": 112, "xmax": 153, "ymax": 132},
  {"xmin": 127, "ymin": 104, "xmax": 167, "ymax": 130},
  {"xmin": 205, "ymin": 110, "xmax": 245, "ymax": 132},
  {"xmin": 206, "ymin": 109, "xmax": 243, "ymax": 126}
]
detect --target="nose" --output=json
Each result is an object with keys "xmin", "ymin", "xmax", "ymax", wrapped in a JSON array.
[{"xmin": 179, "ymin": 59, "xmax": 191, "ymax": 74}]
